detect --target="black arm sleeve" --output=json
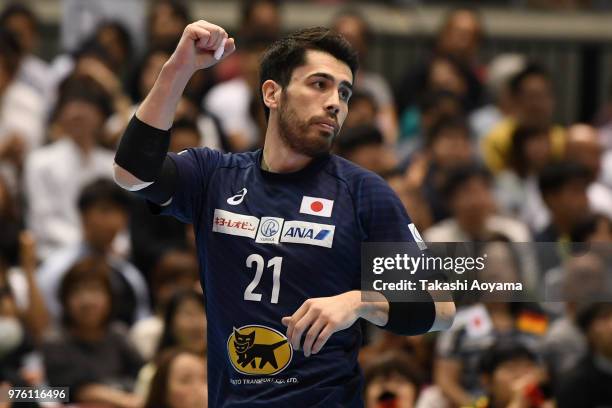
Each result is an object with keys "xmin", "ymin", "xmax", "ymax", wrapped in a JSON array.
[
  {"xmin": 114, "ymin": 115, "xmax": 177, "ymax": 205},
  {"xmin": 381, "ymin": 291, "xmax": 436, "ymax": 336}
]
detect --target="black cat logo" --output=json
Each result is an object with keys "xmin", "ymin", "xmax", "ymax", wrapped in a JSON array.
[{"xmin": 227, "ymin": 325, "xmax": 292, "ymax": 375}]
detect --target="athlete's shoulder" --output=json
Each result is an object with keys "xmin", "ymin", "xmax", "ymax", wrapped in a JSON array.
[
  {"xmin": 174, "ymin": 147, "xmax": 258, "ymax": 170},
  {"xmin": 326, "ymin": 154, "xmax": 394, "ymax": 195}
]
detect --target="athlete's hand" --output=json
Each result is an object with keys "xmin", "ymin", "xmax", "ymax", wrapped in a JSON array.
[
  {"xmin": 167, "ymin": 20, "xmax": 236, "ymax": 75},
  {"xmin": 281, "ymin": 291, "xmax": 362, "ymax": 357}
]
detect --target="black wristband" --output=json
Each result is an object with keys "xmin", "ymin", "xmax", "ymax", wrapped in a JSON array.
[
  {"xmin": 381, "ymin": 291, "xmax": 435, "ymax": 336},
  {"xmin": 115, "ymin": 115, "xmax": 171, "ymax": 182}
]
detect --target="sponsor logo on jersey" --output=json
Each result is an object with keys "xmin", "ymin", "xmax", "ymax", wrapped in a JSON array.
[
  {"xmin": 227, "ymin": 325, "xmax": 292, "ymax": 376},
  {"xmin": 213, "ymin": 209, "xmax": 260, "ymax": 239},
  {"xmin": 280, "ymin": 221, "xmax": 335, "ymax": 248},
  {"xmin": 299, "ymin": 196, "xmax": 334, "ymax": 217},
  {"xmin": 408, "ymin": 223, "xmax": 427, "ymax": 250},
  {"xmin": 227, "ymin": 188, "xmax": 248, "ymax": 205},
  {"xmin": 255, "ymin": 217, "xmax": 284, "ymax": 244}
]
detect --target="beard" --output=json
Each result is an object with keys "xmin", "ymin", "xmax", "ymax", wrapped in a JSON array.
[{"xmin": 277, "ymin": 91, "xmax": 338, "ymax": 158}]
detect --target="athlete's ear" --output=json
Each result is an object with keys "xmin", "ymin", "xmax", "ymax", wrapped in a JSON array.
[{"xmin": 262, "ymin": 79, "xmax": 281, "ymax": 111}]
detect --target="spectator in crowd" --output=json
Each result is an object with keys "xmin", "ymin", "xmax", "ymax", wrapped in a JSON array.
[
  {"xmin": 536, "ymin": 162, "xmax": 593, "ymax": 292},
  {"xmin": 67, "ymin": 41, "xmax": 135, "ymax": 149},
  {"xmin": 155, "ymin": 289, "xmax": 207, "ymax": 358},
  {"xmin": 363, "ymin": 351, "xmax": 424, "ymax": 408},
  {"xmin": 360, "ymin": 329, "xmax": 436, "ymax": 383},
  {"xmin": 476, "ymin": 340, "xmax": 553, "ymax": 408},
  {"xmin": 334, "ymin": 124, "xmax": 398, "ymax": 175},
  {"xmin": 398, "ymin": 56, "xmax": 478, "ymax": 145},
  {"xmin": 24, "ymin": 77, "xmax": 116, "ymax": 258},
  {"xmin": 536, "ymin": 161, "xmax": 591, "ymax": 243},
  {"xmin": 434, "ymin": 8, "xmax": 485, "ymax": 77},
  {"xmin": 542, "ymin": 253, "xmax": 607, "ymax": 385},
  {"xmin": 203, "ymin": 33, "xmax": 277, "ymax": 151},
  {"xmin": 147, "ymin": 0, "xmax": 190, "ymax": 51},
  {"xmin": 401, "ymin": 115, "xmax": 474, "ymax": 230},
  {"xmin": 0, "ymin": 251, "xmax": 42, "ymax": 390},
  {"xmin": 435, "ymin": 296, "xmax": 547, "ymax": 407},
  {"xmin": 91, "ymin": 21, "xmax": 134, "ymax": 76},
  {"xmin": 332, "ymin": 9, "xmax": 399, "ymax": 143},
  {"xmin": 143, "ymin": 348, "xmax": 207, "ymax": 408},
  {"xmin": 424, "ymin": 164, "xmax": 531, "ymax": 242},
  {"xmin": 557, "ymin": 302, "xmax": 612, "ymax": 407},
  {"xmin": 481, "ymin": 63, "xmax": 565, "ymax": 173},
  {"xmin": 395, "ymin": 8, "xmax": 484, "ymax": 135},
  {"xmin": 239, "ymin": 0, "xmax": 281, "ymax": 40},
  {"xmin": 0, "ymin": 3, "xmax": 51, "ymax": 100},
  {"xmin": 564, "ymin": 123, "xmax": 612, "ymax": 220},
  {"xmin": 135, "ymin": 289, "xmax": 206, "ymax": 398},
  {"xmin": 570, "ymin": 212, "xmax": 612, "ymax": 243},
  {"xmin": 469, "ymin": 53, "xmax": 526, "ymax": 140},
  {"xmin": 343, "ymin": 90, "xmax": 378, "ymax": 131},
  {"xmin": 130, "ymin": 248, "xmax": 199, "ymax": 361},
  {"xmin": 494, "ymin": 126, "xmax": 553, "ymax": 233},
  {"xmin": 37, "ymin": 179, "xmax": 150, "ymax": 326},
  {"xmin": 2, "ymin": 231, "xmax": 49, "ymax": 344},
  {"xmin": 42, "ymin": 256, "xmax": 144, "ymax": 407},
  {"xmin": 0, "ymin": 28, "xmax": 44, "ymax": 192},
  {"xmin": 397, "ymin": 90, "xmax": 466, "ymax": 159},
  {"xmin": 431, "ymin": 237, "xmax": 546, "ymax": 406}
]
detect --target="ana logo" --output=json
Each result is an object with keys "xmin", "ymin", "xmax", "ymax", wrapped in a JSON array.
[
  {"xmin": 255, "ymin": 217, "xmax": 284, "ymax": 244},
  {"xmin": 227, "ymin": 188, "xmax": 248, "ymax": 205},
  {"xmin": 280, "ymin": 221, "xmax": 335, "ymax": 248},
  {"xmin": 300, "ymin": 196, "xmax": 334, "ymax": 217},
  {"xmin": 212, "ymin": 209, "xmax": 260, "ymax": 239},
  {"xmin": 227, "ymin": 325, "xmax": 292, "ymax": 376}
]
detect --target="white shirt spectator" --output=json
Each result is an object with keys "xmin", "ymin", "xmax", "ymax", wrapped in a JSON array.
[
  {"xmin": 36, "ymin": 243, "xmax": 150, "ymax": 326},
  {"xmin": 203, "ymin": 77, "xmax": 258, "ymax": 145},
  {"xmin": 24, "ymin": 137, "xmax": 114, "ymax": 259},
  {"xmin": 16, "ymin": 55, "xmax": 53, "ymax": 103},
  {"xmin": 0, "ymin": 79, "xmax": 45, "ymax": 151}
]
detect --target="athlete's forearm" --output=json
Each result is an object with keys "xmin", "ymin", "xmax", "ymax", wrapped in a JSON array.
[
  {"xmin": 356, "ymin": 290, "xmax": 389, "ymax": 326},
  {"xmin": 136, "ymin": 61, "xmax": 192, "ymax": 130}
]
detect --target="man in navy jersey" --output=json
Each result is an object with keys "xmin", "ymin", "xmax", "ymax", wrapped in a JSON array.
[{"xmin": 113, "ymin": 20, "xmax": 455, "ymax": 407}]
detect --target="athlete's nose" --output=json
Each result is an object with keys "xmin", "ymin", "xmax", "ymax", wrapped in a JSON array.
[{"xmin": 325, "ymin": 91, "xmax": 341, "ymax": 116}]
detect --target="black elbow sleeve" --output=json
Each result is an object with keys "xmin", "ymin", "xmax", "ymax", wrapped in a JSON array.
[
  {"xmin": 115, "ymin": 115, "xmax": 171, "ymax": 182},
  {"xmin": 381, "ymin": 291, "xmax": 435, "ymax": 336},
  {"xmin": 133, "ymin": 155, "xmax": 178, "ymax": 205}
]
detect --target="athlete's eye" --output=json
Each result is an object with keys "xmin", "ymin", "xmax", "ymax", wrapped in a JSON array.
[
  {"xmin": 339, "ymin": 88, "xmax": 352, "ymax": 102},
  {"xmin": 313, "ymin": 80, "xmax": 326, "ymax": 90}
]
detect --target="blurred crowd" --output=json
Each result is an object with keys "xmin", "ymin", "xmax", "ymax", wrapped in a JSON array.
[{"xmin": 0, "ymin": 1, "xmax": 611, "ymax": 408}]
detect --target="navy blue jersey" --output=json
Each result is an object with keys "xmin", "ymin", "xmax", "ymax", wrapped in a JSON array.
[{"xmin": 155, "ymin": 148, "xmax": 419, "ymax": 407}]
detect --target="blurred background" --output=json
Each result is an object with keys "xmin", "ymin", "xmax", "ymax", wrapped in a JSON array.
[{"xmin": 1, "ymin": 1, "xmax": 612, "ymax": 407}]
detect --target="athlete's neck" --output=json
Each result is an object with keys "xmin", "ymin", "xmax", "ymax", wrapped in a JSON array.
[{"xmin": 262, "ymin": 120, "xmax": 313, "ymax": 173}]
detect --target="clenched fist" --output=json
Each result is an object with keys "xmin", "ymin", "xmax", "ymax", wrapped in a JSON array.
[{"xmin": 167, "ymin": 20, "xmax": 236, "ymax": 75}]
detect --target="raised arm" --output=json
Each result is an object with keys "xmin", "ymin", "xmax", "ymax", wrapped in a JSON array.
[{"xmin": 113, "ymin": 20, "xmax": 235, "ymax": 197}]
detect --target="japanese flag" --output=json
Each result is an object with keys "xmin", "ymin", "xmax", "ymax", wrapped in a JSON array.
[{"xmin": 300, "ymin": 196, "xmax": 334, "ymax": 217}]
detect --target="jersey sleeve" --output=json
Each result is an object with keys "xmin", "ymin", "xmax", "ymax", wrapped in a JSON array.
[
  {"xmin": 154, "ymin": 147, "xmax": 222, "ymax": 223},
  {"xmin": 355, "ymin": 173, "xmax": 421, "ymax": 243}
]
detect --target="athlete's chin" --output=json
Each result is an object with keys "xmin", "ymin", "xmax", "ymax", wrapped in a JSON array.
[{"xmin": 299, "ymin": 136, "xmax": 333, "ymax": 157}]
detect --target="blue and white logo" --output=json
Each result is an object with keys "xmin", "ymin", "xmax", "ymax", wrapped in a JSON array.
[
  {"xmin": 261, "ymin": 219, "xmax": 281, "ymax": 237},
  {"xmin": 280, "ymin": 221, "xmax": 335, "ymax": 248},
  {"xmin": 255, "ymin": 217, "xmax": 285, "ymax": 244}
]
